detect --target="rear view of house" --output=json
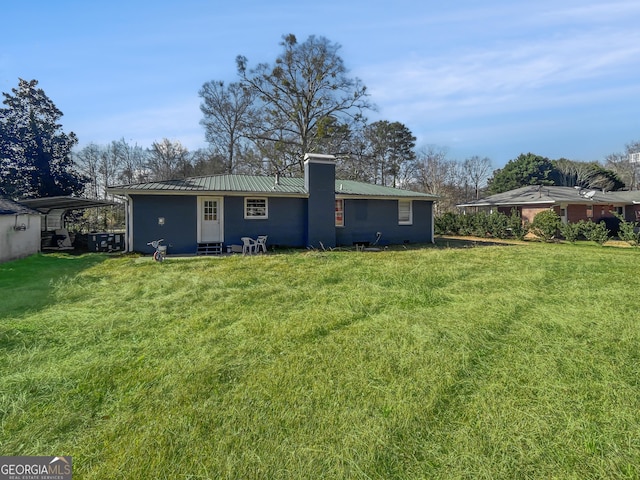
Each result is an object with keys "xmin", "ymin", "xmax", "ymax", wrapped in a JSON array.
[{"xmin": 107, "ymin": 153, "xmax": 438, "ymax": 254}]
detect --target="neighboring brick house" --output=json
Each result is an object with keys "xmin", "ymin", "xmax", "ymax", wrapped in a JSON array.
[{"xmin": 457, "ymin": 185, "xmax": 640, "ymax": 224}]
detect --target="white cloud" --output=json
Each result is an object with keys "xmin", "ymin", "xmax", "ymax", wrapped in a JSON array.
[
  {"xmin": 360, "ymin": 25, "xmax": 640, "ymax": 126},
  {"xmin": 536, "ymin": 0, "xmax": 640, "ymax": 23}
]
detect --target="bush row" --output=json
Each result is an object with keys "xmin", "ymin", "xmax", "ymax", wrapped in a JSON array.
[
  {"xmin": 435, "ymin": 210, "xmax": 528, "ymax": 240},
  {"xmin": 437, "ymin": 210, "xmax": 640, "ymax": 246}
]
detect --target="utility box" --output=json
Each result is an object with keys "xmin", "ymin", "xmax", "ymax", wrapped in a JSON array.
[{"xmin": 89, "ymin": 233, "xmax": 124, "ymax": 252}]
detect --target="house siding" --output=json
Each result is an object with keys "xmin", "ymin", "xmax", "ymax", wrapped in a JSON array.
[
  {"xmin": 336, "ymin": 199, "xmax": 433, "ymax": 246},
  {"xmin": 131, "ymin": 195, "xmax": 197, "ymax": 254},
  {"xmin": 0, "ymin": 214, "xmax": 41, "ymax": 263},
  {"xmin": 627, "ymin": 204, "xmax": 640, "ymax": 222},
  {"xmin": 566, "ymin": 203, "xmax": 618, "ymax": 223},
  {"xmin": 497, "ymin": 206, "xmax": 519, "ymax": 216},
  {"xmin": 129, "ymin": 193, "xmax": 434, "ymax": 254},
  {"xmin": 520, "ymin": 205, "xmax": 551, "ymax": 224},
  {"xmin": 131, "ymin": 194, "xmax": 311, "ymax": 253},
  {"xmin": 223, "ymin": 196, "xmax": 306, "ymax": 248}
]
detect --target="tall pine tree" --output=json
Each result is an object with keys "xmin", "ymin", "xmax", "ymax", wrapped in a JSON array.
[{"xmin": 0, "ymin": 78, "xmax": 85, "ymax": 199}]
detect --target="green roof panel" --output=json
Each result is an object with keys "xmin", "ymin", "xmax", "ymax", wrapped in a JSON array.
[{"xmin": 108, "ymin": 175, "xmax": 438, "ymax": 200}]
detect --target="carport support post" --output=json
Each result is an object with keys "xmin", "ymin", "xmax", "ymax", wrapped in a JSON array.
[{"xmin": 123, "ymin": 195, "xmax": 133, "ymax": 253}]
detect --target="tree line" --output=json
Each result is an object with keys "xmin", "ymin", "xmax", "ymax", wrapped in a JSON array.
[{"xmin": 1, "ymin": 34, "xmax": 638, "ymax": 214}]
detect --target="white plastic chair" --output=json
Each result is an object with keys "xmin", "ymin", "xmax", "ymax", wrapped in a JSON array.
[
  {"xmin": 256, "ymin": 235, "xmax": 268, "ymax": 253},
  {"xmin": 241, "ymin": 237, "xmax": 257, "ymax": 255}
]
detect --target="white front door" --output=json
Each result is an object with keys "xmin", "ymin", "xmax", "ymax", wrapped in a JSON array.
[{"xmin": 198, "ymin": 197, "xmax": 223, "ymax": 242}]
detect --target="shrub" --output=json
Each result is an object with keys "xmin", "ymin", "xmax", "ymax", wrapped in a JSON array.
[
  {"xmin": 471, "ymin": 212, "xmax": 490, "ymax": 237},
  {"xmin": 614, "ymin": 213, "xmax": 640, "ymax": 246},
  {"xmin": 582, "ymin": 220, "xmax": 610, "ymax": 245},
  {"xmin": 531, "ymin": 210, "xmax": 561, "ymax": 242},
  {"xmin": 559, "ymin": 221, "xmax": 583, "ymax": 243},
  {"xmin": 434, "ymin": 210, "xmax": 528, "ymax": 240},
  {"xmin": 488, "ymin": 211, "xmax": 509, "ymax": 238},
  {"xmin": 435, "ymin": 212, "xmax": 459, "ymax": 235},
  {"xmin": 507, "ymin": 208, "xmax": 528, "ymax": 240},
  {"xmin": 457, "ymin": 213, "xmax": 474, "ymax": 236}
]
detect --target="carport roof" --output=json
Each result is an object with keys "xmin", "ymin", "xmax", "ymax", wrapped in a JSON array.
[
  {"xmin": 20, "ymin": 196, "xmax": 116, "ymax": 213},
  {"xmin": 0, "ymin": 197, "xmax": 41, "ymax": 215}
]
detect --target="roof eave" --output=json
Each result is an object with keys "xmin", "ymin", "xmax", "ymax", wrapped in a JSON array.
[
  {"xmin": 458, "ymin": 200, "xmax": 556, "ymax": 207},
  {"xmin": 106, "ymin": 187, "xmax": 309, "ymax": 198}
]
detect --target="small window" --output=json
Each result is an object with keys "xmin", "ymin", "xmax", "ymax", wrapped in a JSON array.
[
  {"xmin": 335, "ymin": 199, "xmax": 344, "ymax": 227},
  {"xmin": 204, "ymin": 200, "xmax": 217, "ymax": 221},
  {"xmin": 245, "ymin": 197, "xmax": 267, "ymax": 219},
  {"xmin": 586, "ymin": 205, "xmax": 593, "ymax": 218},
  {"xmin": 398, "ymin": 200, "xmax": 412, "ymax": 225}
]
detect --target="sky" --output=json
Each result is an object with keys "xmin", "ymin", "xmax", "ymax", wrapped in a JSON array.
[{"xmin": 2, "ymin": 0, "xmax": 640, "ymax": 169}]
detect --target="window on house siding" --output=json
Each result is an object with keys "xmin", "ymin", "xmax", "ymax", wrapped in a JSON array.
[
  {"xmin": 245, "ymin": 198, "xmax": 268, "ymax": 219},
  {"xmin": 586, "ymin": 205, "xmax": 593, "ymax": 218},
  {"xmin": 335, "ymin": 199, "xmax": 344, "ymax": 227},
  {"xmin": 398, "ymin": 200, "xmax": 412, "ymax": 225}
]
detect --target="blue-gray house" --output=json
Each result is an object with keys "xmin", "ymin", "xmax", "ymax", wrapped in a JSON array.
[{"xmin": 107, "ymin": 154, "xmax": 437, "ymax": 255}]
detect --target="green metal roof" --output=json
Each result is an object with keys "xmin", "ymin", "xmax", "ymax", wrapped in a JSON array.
[
  {"xmin": 334, "ymin": 180, "xmax": 435, "ymax": 198},
  {"xmin": 108, "ymin": 175, "xmax": 437, "ymax": 200},
  {"xmin": 108, "ymin": 175, "xmax": 306, "ymax": 194}
]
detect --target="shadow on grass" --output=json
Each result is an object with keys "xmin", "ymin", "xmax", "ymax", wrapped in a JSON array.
[
  {"xmin": 266, "ymin": 236, "xmax": 521, "ymax": 255},
  {"xmin": 433, "ymin": 235, "xmax": 523, "ymax": 249},
  {"xmin": 0, "ymin": 252, "xmax": 110, "ymax": 319}
]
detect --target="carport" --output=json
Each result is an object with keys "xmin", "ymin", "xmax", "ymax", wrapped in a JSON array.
[{"xmin": 20, "ymin": 196, "xmax": 122, "ymax": 251}]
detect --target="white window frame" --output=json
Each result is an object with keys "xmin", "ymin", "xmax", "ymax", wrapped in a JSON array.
[
  {"xmin": 398, "ymin": 200, "xmax": 413, "ymax": 225},
  {"xmin": 244, "ymin": 197, "xmax": 268, "ymax": 219},
  {"xmin": 335, "ymin": 199, "xmax": 344, "ymax": 227},
  {"xmin": 203, "ymin": 199, "xmax": 218, "ymax": 221}
]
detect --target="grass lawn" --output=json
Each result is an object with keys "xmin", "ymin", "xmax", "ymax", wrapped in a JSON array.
[{"xmin": 1, "ymin": 241, "xmax": 640, "ymax": 479}]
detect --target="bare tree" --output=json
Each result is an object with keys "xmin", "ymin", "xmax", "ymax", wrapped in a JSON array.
[
  {"xmin": 98, "ymin": 142, "xmax": 121, "ymax": 198},
  {"xmin": 199, "ymin": 81, "xmax": 257, "ymax": 174},
  {"xmin": 415, "ymin": 145, "xmax": 462, "ymax": 214},
  {"xmin": 335, "ymin": 128, "xmax": 372, "ymax": 183},
  {"xmin": 147, "ymin": 139, "xmax": 191, "ymax": 181},
  {"xmin": 191, "ymin": 148, "xmax": 227, "ymax": 176},
  {"xmin": 236, "ymin": 34, "xmax": 373, "ymax": 173},
  {"xmin": 463, "ymin": 155, "xmax": 492, "ymax": 200},
  {"xmin": 113, "ymin": 138, "xmax": 148, "ymax": 184},
  {"xmin": 74, "ymin": 143, "xmax": 102, "ymax": 199},
  {"xmin": 606, "ymin": 140, "xmax": 640, "ymax": 190}
]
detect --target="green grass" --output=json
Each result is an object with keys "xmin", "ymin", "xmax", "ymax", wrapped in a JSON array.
[{"xmin": 1, "ymin": 243, "xmax": 640, "ymax": 479}]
